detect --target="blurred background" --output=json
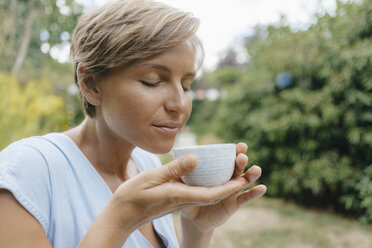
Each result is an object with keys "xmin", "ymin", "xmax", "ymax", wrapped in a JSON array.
[{"xmin": 0, "ymin": 0, "xmax": 371, "ymax": 247}]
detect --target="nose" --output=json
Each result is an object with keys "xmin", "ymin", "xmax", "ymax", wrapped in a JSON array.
[{"xmin": 164, "ymin": 83, "xmax": 189, "ymax": 114}]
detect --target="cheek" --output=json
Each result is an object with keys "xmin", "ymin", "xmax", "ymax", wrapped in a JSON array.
[
  {"xmin": 103, "ymin": 86, "xmax": 159, "ymax": 125},
  {"xmin": 186, "ymin": 97, "xmax": 192, "ymax": 118},
  {"xmin": 179, "ymin": 95, "xmax": 192, "ymax": 127}
]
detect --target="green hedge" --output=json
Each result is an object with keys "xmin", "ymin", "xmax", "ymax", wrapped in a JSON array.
[{"xmin": 189, "ymin": 0, "xmax": 372, "ymax": 223}]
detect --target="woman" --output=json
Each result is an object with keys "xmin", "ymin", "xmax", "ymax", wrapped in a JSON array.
[{"xmin": 0, "ymin": 0, "xmax": 266, "ymax": 247}]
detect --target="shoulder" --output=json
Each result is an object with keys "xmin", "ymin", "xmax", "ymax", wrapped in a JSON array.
[
  {"xmin": 0, "ymin": 136, "xmax": 52, "ymax": 177},
  {"xmin": 0, "ymin": 133, "xmax": 67, "ymax": 177},
  {"xmin": 0, "ymin": 133, "xmax": 65, "ymax": 235}
]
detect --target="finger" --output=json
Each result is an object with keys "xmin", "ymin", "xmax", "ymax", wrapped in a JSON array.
[
  {"xmin": 237, "ymin": 184, "xmax": 267, "ymax": 207},
  {"xmin": 233, "ymin": 153, "xmax": 248, "ymax": 178},
  {"xmin": 236, "ymin": 143, "xmax": 248, "ymax": 156},
  {"xmin": 178, "ymin": 178, "xmax": 245, "ymax": 206},
  {"xmin": 145, "ymin": 155, "xmax": 197, "ymax": 184},
  {"xmin": 240, "ymin": 165, "xmax": 262, "ymax": 187}
]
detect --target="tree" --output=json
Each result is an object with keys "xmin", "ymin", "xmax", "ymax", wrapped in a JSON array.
[
  {"xmin": 0, "ymin": 0, "xmax": 85, "ymax": 131},
  {"xmin": 0, "ymin": 0, "xmax": 83, "ymax": 77},
  {"xmin": 189, "ymin": 0, "xmax": 372, "ymax": 223}
]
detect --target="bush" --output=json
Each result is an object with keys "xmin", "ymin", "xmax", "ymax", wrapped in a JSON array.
[
  {"xmin": 190, "ymin": 0, "xmax": 372, "ymax": 223},
  {"xmin": 0, "ymin": 72, "xmax": 68, "ymax": 149}
]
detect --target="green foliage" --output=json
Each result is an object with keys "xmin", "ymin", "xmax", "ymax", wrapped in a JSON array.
[
  {"xmin": 0, "ymin": 0, "xmax": 84, "ymax": 130},
  {"xmin": 341, "ymin": 165, "xmax": 372, "ymax": 224},
  {"xmin": 190, "ymin": 0, "xmax": 372, "ymax": 223},
  {"xmin": 0, "ymin": 0, "xmax": 82, "ymax": 79},
  {"xmin": 0, "ymin": 72, "xmax": 68, "ymax": 150}
]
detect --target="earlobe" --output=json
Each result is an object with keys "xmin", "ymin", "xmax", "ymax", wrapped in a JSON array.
[{"xmin": 77, "ymin": 63, "xmax": 102, "ymax": 106}]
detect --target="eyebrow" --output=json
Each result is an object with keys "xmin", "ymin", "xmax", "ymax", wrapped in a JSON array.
[{"xmin": 142, "ymin": 63, "xmax": 196, "ymax": 78}]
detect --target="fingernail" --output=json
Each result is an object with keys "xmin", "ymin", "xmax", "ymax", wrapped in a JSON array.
[
  {"xmin": 259, "ymin": 184, "xmax": 268, "ymax": 192},
  {"xmin": 249, "ymin": 174, "xmax": 259, "ymax": 182},
  {"xmin": 249, "ymin": 166, "xmax": 261, "ymax": 181},
  {"xmin": 183, "ymin": 156, "xmax": 193, "ymax": 169}
]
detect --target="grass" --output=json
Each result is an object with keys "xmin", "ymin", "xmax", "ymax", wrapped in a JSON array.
[{"xmin": 173, "ymin": 197, "xmax": 372, "ymax": 248}]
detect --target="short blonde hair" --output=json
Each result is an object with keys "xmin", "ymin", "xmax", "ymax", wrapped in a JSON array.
[{"xmin": 70, "ymin": 0, "xmax": 204, "ymax": 118}]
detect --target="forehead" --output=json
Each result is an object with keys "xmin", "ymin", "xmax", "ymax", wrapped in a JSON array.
[
  {"xmin": 133, "ymin": 41, "xmax": 196, "ymax": 74},
  {"xmin": 142, "ymin": 41, "xmax": 195, "ymax": 64},
  {"xmin": 105, "ymin": 40, "xmax": 197, "ymax": 80}
]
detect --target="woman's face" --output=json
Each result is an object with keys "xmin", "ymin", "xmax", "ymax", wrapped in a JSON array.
[{"xmin": 96, "ymin": 41, "xmax": 196, "ymax": 153}]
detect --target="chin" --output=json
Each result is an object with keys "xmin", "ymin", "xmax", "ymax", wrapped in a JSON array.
[{"xmin": 140, "ymin": 140, "xmax": 175, "ymax": 155}]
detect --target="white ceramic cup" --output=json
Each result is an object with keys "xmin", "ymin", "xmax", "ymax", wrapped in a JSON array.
[{"xmin": 172, "ymin": 143, "xmax": 236, "ymax": 187}]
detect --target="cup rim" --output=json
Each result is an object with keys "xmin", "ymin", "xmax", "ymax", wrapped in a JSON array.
[{"xmin": 172, "ymin": 143, "xmax": 235, "ymax": 152}]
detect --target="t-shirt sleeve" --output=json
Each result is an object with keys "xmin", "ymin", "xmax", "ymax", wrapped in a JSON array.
[{"xmin": 0, "ymin": 140, "xmax": 52, "ymax": 236}]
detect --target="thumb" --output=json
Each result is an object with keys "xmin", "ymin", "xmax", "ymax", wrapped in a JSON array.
[{"xmin": 157, "ymin": 154, "xmax": 197, "ymax": 183}]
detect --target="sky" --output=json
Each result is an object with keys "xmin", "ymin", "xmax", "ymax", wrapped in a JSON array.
[{"xmin": 73, "ymin": 0, "xmax": 336, "ymax": 69}]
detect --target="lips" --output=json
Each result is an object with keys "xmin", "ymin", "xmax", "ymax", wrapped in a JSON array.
[{"xmin": 152, "ymin": 122, "xmax": 181, "ymax": 135}]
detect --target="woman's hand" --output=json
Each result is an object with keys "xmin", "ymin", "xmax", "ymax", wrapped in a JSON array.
[
  {"xmin": 179, "ymin": 143, "xmax": 267, "ymax": 232},
  {"xmin": 80, "ymin": 144, "xmax": 264, "ymax": 248},
  {"xmin": 80, "ymin": 154, "xmax": 247, "ymax": 248},
  {"xmin": 107, "ymin": 153, "xmax": 248, "ymax": 232}
]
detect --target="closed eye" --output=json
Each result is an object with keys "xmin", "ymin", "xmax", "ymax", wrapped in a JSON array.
[
  {"xmin": 182, "ymin": 80, "xmax": 193, "ymax": 92},
  {"xmin": 140, "ymin": 80, "xmax": 162, "ymax": 87},
  {"xmin": 141, "ymin": 80, "xmax": 191, "ymax": 92},
  {"xmin": 183, "ymin": 86, "xmax": 190, "ymax": 92}
]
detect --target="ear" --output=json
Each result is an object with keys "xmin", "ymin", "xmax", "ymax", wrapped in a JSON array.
[{"xmin": 77, "ymin": 63, "xmax": 102, "ymax": 106}]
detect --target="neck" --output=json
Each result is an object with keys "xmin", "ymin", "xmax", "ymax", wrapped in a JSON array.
[{"xmin": 65, "ymin": 117, "xmax": 135, "ymax": 181}]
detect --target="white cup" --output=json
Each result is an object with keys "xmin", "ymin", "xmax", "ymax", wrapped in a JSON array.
[{"xmin": 172, "ymin": 143, "xmax": 236, "ymax": 187}]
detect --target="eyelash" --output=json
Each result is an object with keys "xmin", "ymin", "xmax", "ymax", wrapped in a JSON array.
[
  {"xmin": 140, "ymin": 80, "xmax": 161, "ymax": 87},
  {"xmin": 140, "ymin": 80, "xmax": 190, "ymax": 92}
]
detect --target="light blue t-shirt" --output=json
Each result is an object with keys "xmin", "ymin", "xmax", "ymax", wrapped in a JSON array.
[{"xmin": 0, "ymin": 133, "xmax": 179, "ymax": 248}]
